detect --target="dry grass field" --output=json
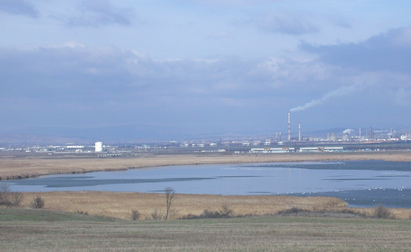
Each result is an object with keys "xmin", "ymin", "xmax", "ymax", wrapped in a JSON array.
[
  {"xmin": 18, "ymin": 191, "xmax": 349, "ymax": 220},
  {"xmin": 14, "ymin": 191, "xmax": 411, "ymax": 220},
  {"xmin": 1, "ymin": 151, "xmax": 411, "ymax": 180}
]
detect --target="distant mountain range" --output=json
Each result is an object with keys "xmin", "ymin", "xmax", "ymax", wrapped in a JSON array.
[
  {"xmin": 1, "ymin": 125, "xmax": 408, "ymax": 145},
  {"xmin": 0, "ymin": 124, "xmax": 259, "ymax": 145},
  {"xmin": 0, "ymin": 124, "xmax": 187, "ymax": 145}
]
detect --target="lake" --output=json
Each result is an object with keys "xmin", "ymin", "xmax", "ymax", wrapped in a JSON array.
[{"xmin": 8, "ymin": 160, "xmax": 411, "ymax": 208}]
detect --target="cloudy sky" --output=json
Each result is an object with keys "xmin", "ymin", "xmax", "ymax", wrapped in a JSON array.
[{"xmin": 1, "ymin": 0, "xmax": 411, "ymax": 140}]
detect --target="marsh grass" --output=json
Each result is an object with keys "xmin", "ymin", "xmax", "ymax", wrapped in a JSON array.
[{"xmin": 16, "ymin": 191, "xmax": 411, "ymax": 220}]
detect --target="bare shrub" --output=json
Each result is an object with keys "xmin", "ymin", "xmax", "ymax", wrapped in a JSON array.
[
  {"xmin": 0, "ymin": 182, "xmax": 23, "ymax": 207},
  {"xmin": 131, "ymin": 209, "xmax": 141, "ymax": 220},
  {"xmin": 31, "ymin": 196, "xmax": 45, "ymax": 209},
  {"xmin": 8, "ymin": 192, "xmax": 24, "ymax": 207},
  {"xmin": 151, "ymin": 209, "xmax": 164, "ymax": 220},
  {"xmin": 219, "ymin": 204, "xmax": 234, "ymax": 217},
  {"xmin": 373, "ymin": 205, "xmax": 392, "ymax": 219},
  {"xmin": 0, "ymin": 182, "xmax": 11, "ymax": 205}
]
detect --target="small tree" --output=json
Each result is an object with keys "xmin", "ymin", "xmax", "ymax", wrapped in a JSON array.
[{"xmin": 164, "ymin": 187, "xmax": 175, "ymax": 220}]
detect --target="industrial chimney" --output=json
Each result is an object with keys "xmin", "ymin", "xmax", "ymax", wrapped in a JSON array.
[
  {"xmin": 288, "ymin": 112, "xmax": 291, "ymax": 141},
  {"xmin": 298, "ymin": 122, "xmax": 301, "ymax": 142}
]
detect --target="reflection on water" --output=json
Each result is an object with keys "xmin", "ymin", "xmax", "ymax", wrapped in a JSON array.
[{"xmin": 8, "ymin": 160, "xmax": 411, "ymax": 208}]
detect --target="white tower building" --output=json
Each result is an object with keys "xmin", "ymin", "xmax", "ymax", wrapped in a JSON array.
[{"xmin": 95, "ymin": 142, "xmax": 103, "ymax": 152}]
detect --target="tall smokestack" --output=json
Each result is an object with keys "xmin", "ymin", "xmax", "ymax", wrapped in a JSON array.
[
  {"xmin": 298, "ymin": 122, "xmax": 301, "ymax": 142},
  {"xmin": 288, "ymin": 112, "xmax": 291, "ymax": 141}
]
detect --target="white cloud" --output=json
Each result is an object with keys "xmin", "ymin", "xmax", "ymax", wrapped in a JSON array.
[{"xmin": 301, "ymin": 26, "xmax": 411, "ymax": 73}]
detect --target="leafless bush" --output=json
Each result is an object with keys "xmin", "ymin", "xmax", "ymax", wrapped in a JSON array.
[
  {"xmin": 31, "ymin": 196, "xmax": 45, "ymax": 209},
  {"xmin": 151, "ymin": 209, "xmax": 164, "ymax": 220},
  {"xmin": 131, "ymin": 209, "xmax": 141, "ymax": 220},
  {"xmin": 373, "ymin": 205, "xmax": 392, "ymax": 219},
  {"xmin": 0, "ymin": 182, "xmax": 11, "ymax": 205},
  {"xmin": 219, "ymin": 204, "xmax": 234, "ymax": 216},
  {"xmin": 8, "ymin": 192, "xmax": 24, "ymax": 207},
  {"xmin": 0, "ymin": 182, "xmax": 23, "ymax": 207}
]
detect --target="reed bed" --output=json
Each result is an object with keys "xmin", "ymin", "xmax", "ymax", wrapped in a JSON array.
[{"xmin": 14, "ymin": 191, "xmax": 411, "ymax": 220}]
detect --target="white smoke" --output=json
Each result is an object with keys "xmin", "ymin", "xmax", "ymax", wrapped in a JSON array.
[
  {"xmin": 343, "ymin": 129, "xmax": 353, "ymax": 134},
  {"xmin": 290, "ymin": 84, "xmax": 361, "ymax": 112}
]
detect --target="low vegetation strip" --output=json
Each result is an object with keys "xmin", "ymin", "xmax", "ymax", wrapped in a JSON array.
[{"xmin": 1, "ymin": 208, "xmax": 411, "ymax": 251}]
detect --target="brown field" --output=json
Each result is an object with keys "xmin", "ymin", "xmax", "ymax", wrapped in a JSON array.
[
  {"xmin": 18, "ymin": 191, "xmax": 347, "ymax": 220},
  {"xmin": 16, "ymin": 191, "xmax": 411, "ymax": 220},
  {"xmin": 1, "ymin": 151, "xmax": 411, "ymax": 180}
]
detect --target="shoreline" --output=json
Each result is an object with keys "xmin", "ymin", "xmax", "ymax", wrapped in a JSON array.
[{"xmin": 1, "ymin": 151, "xmax": 411, "ymax": 180}]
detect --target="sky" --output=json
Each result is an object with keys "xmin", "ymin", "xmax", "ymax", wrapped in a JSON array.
[{"xmin": 1, "ymin": 0, "xmax": 411, "ymax": 141}]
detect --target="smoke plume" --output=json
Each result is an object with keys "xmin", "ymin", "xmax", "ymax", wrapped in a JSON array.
[{"xmin": 290, "ymin": 84, "xmax": 361, "ymax": 112}]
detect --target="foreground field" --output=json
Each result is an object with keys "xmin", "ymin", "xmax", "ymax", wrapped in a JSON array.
[
  {"xmin": 1, "ymin": 208, "xmax": 410, "ymax": 252},
  {"xmin": 1, "ymin": 151, "xmax": 411, "ymax": 180}
]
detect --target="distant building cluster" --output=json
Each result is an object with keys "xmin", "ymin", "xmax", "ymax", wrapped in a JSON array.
[{"xmin": 1, "ymin": 115, "xmax": 411, "ymax": 156}]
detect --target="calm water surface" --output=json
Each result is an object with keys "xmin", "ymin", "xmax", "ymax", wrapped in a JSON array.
[{"xmin": 8, "ymin": 160, "xmax": 411, "ymax": 208}]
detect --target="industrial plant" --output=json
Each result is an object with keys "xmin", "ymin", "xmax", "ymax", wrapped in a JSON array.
[{"xmin": 0, "ymin": 111, "xmax": 410, "ymax": 157}]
